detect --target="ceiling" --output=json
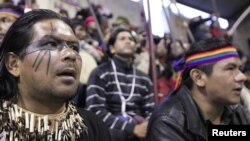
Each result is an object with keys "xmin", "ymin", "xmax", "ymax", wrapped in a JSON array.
[{"xmin": 176, "ymin": 0, "xmax": 250, "ymax": 22}]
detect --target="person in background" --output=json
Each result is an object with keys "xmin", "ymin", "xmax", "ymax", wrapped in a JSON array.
[
  {"xmin": 71, "ymin": 18, "xmax": 103, "ymax": 63},
  {"xmin": 59, "ymin": 9, "xmax": 69, "ymax": 18},
  {"xmin": 147, "ymin": 38, "xmax": 250, "ymax": 141},
  {"xmin": 0, "ymin": 2, "xmax": 24, "ymax": 43},
  {"xmin": 0, "ymin": 9, "xmax": 110, "ymax": 141},
  {"xmin": 86, "ymin": 28, "xmax": 155, "ymax": 141},
  {"xmin": 240, "ymin": 59, "xmax": 250, "ymax": 119},
  {"xmin": 84, "ymin": 15, "xmax": 102, "ymax": 46},
  {"xmin": 70, "ymin": 18, "xmax": 98, "ymax": 108},
  {"xmin": 157, "ymin": 65, "xmax": 176, "ymax": 103}
]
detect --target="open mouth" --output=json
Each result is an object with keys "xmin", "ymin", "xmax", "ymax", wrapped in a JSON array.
[
  {"xmin": 57, "ymin": 69, "xmax": 76, "ymax": 79},
  {"xmin": 233, "ymin": 88, "xmax": 242, "ymax": 95}
]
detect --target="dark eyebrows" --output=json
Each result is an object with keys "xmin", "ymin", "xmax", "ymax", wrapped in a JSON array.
[
  {"xmin": 36, "ymin": 35, "xmax": 78, "ymax": 46},
  {"xmin": 35, "ymin": 35, "xmax": 58, "ymax": 46},
  {"xmin": 224, "ymin": 62, "xmax": 242, "ymax": 69},
  {"xmin": 225, "ymin": 63, "xmax": 237, "ymax": 67}
]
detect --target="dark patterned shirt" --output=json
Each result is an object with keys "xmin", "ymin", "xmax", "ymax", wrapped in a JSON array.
[{"xmin": 86, "ymin": 57, "xmax": 155, "ymax": 134}]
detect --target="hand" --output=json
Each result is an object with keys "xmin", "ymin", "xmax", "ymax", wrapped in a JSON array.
[{"xmin": 133, "ymin": 121, "xmax": 148, "ymax": 138}]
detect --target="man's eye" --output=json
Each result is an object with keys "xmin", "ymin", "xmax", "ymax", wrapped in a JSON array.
[
  {"xmin": 226, "ymin": 65, "xmax": 238, "ymax": 71},
  {"xmin": 69, "ymin": 44, "xmax": 80, "ymax": 52},
  {"xmin": 0, "ymin": 17, "xmax": 14, "ymax": 23},
  {"xmin": 47, "ymin": 41, "xmax": 57, "ymax": 47},
  {"xmin": 239, "ymin": 66, "xmax": 244, "ymax": 72},
  {"xmin": 227, "ymin": 67, "xmax": 234, "ymax": 70}
]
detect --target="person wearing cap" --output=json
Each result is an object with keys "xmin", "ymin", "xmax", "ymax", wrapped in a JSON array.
[
  {"xmin": 0, "ymin": 3, "xmax": 23, "ymax": 43},
  {"xmin": 84, "ymin": 15, "xmax": 102, "ymax": 46},
  {"xmin": 112, "ymin": 16, "xmax": 131, "ymax": 30},
  {"xmin": 146, "ymin": 38, "xmax": 250, "ymax": 141}
]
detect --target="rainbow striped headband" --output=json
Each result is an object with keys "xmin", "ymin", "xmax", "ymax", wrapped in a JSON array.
[
  {"xmin": 0, "ymin": 8, "xmax": 22, "ymax": 18},
  {"xmin": 175, "ymin": 46, "xmax": 239, "ymax": 89},
  {"xmin": 184, "ymin": 46, "xmax": 239, "ymax": 69}
]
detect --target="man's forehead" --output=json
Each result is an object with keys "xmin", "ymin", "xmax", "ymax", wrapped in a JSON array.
[
  {"xmin": 214, "ymin": 57, "xmax": 242, "ymax": 67},
  {"xmin": 117, "ymin": 31, "xmax": 131, "ymax": 37},
  {"xmin": 32, "ymin": 19, "xmax": 76, "ymax": 42}
]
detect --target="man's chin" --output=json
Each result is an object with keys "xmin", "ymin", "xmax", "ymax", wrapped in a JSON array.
[
  {"xmin": 116, "ymin": 53, "xmax": 134, "ymax": 58},
  {"xmin": 52, "ymin": 93, "xmax": 76, "ymax": 102}
]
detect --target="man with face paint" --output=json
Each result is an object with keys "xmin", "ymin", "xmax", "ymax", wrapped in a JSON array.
[
  {"xmin": 146, "ymin": 38, "xmax": 250, "ymax": 141},
  {"xmin": 86, "ymin": 28, "xmax": 155, "ymax": 141},
  {"xmin": 0, "ymin": 9, "xmax": 111, "ymax": 141}
]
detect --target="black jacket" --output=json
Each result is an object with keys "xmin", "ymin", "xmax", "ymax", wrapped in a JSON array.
[
  {"xmin": 146, "ymin": 86, "xmax": 250, "ymax": 141},
  {"xmin": 77, "ymin": 108, "xmax": 111, "ymax": 141}
]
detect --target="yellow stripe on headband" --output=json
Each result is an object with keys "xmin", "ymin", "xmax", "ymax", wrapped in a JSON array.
[
  {"xmin": 0, "ymin": 12, "xmax": 20, "ymax": 18},
  {"xmin": 186, "ymin": 46, "xmax": 237, "ymax": 62}
]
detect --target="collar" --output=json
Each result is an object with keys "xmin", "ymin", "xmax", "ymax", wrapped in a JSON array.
[
  {"xmin": 178, "ymin": 86, "xmax": 237, "ymax": 138},
  {"xmin": 113, "ymin": 55, "xmax": 134, "ymax": 70},
  {"xmin": 0, "ymin": 100, "xmax": 87, "ymax": 140},
  {"xmin": 177, "ymin": 86, "xmax": 208, "ymax": 139},
  {"xmin": 200, "ymin": 105, "xmax": 234, "ymax": 125}
]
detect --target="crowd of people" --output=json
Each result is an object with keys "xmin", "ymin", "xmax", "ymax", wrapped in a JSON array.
[{"xmin": 0, "ymin": 1, "xmax": 250, "ymax": 141}]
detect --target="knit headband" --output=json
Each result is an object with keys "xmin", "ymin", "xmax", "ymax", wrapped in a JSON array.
[
  {"xmin": 0, "ymin": 8, "xmax": 23, "ymax": 18},
  {"xmin": 185, "ymin": 46, "xmax": 238, "ymax": 69},
  {"xmin": 175, "ymin": 46, "xmax": 239, "ymax": 89}
]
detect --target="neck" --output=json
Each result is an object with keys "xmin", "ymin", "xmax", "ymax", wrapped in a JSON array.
[
  {"xmin": 191, "ymin": 87, "xmax": 224, "ymax": 124},
  {"xmin": 114, "ymin": 54, "xmax": 134, "ymax": 64},
  {"xmin": 16, "ymin": 95, "xmax": 66, "ymax": 114},
  {"xmin": 0, "ymin": 100, "xmax": 86, "ymax": 140}
]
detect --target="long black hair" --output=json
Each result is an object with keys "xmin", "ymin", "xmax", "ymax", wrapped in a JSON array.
[{"xmin": 0, "ymin": 9, "xmax": 73, "ymax": 100}]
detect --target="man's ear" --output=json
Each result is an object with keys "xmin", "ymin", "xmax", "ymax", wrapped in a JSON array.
[
  {"xmin": 190, "ymin": 69, "xmax": 206, "ymax": 87},
  {"xmin": 5, "ymin": 52, "xmax": 20, "ymax": 77}
]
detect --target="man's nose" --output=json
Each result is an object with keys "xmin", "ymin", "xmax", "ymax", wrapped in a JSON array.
[
  {"xmin": 235, "ymin": 70, "xmax": 247, "ymax": 83},
  {"xmin": 61, "ymin": 46, "xmax": 77, "ymax": 62}
]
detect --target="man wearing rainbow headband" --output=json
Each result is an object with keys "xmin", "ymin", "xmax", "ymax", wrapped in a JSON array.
[
  {"xmin": 0, "ymin": 3, "xmax": 23, "ymax": 43},
  {"xmin": 146, "ymin": 38, "xmax": 250, "ymax": 141}
]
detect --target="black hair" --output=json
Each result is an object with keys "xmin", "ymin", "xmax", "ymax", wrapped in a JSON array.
[
  {"xmin": 106, "ymin": 28, "xmax": 136, "ymax": 57},
  {"xmin": 0, "ymin": 9, "xmax": 73, "ymax": 100},
  {"xmin": 70, "ymin": 18, "xmax": 84, "ymax": 29},
  {"xmin": 59, "ymin": 9, "xmax": 69, "ymax": 18},
  {"xmin": 182, "ymin": 37, "xmax": 233, "ymax": 89}
]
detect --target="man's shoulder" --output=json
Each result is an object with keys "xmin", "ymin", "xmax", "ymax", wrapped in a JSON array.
[
  {"xmin": 134, "ymin": 69, "xmax": 152, "ymax": 85},
  {"xmin": 90, "ymin": 61, "xmax": 112, "ymax": 75},
  {"xmin": 76, "ymin": 107, "xmax": 99, "ymax": 120},
  {"xmin": 152, "ymin": 93, "xmax": 186, "ymax": 124},
  {"xmin": 158, "ymin": 94, "xmax": 184, "ymax": 115},
  {"xmin": 76, "ymin": 108, "xmax": 109, "ymax": 131},
  {"xmin": 148, "ymin": 95, "xmax": 187, "ymax": 140},
  {"xmin": 95, "ymin": 61, "xmax": 111, "ymax": 70},
  {"xmin": 76, "ymin": 107, "xmax": 112, "ymax": 141},
  {"xmin": 232, "ymin": 104, "xmax": 250, "ymax": 124}
]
